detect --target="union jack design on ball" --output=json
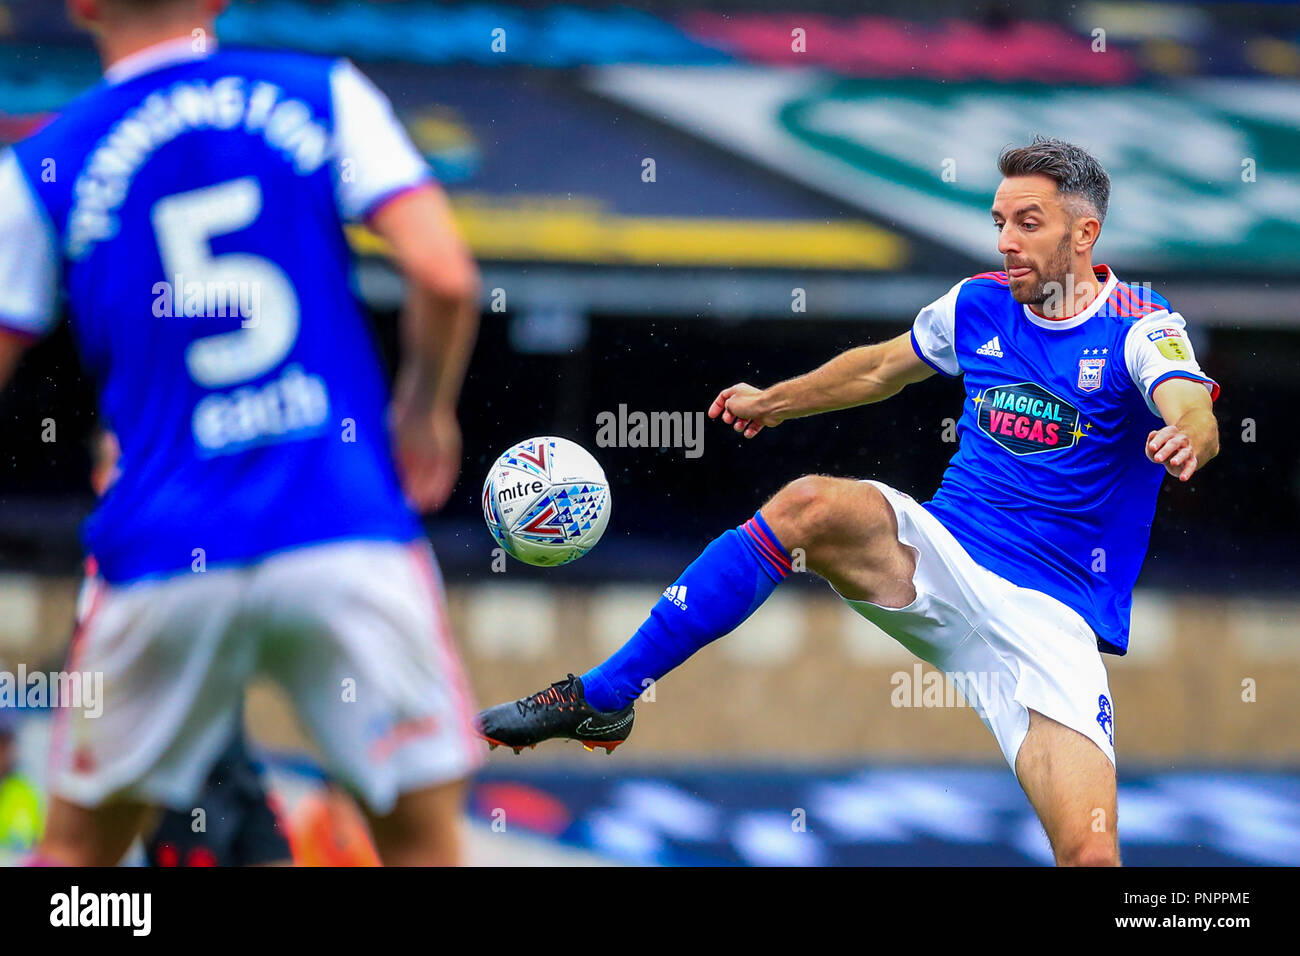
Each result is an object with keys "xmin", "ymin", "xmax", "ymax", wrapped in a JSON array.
[
  {"xmin": 511, "ymin": 482, "xmax": 609, "ymax": 545},
  {"xmin": 501, "ymin": 438, "xmax": 554, "ymax": 479}
]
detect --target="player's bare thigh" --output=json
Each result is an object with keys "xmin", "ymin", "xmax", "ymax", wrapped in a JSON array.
[
  {"xmin": 760, "ymin": 475, "xmax": 917, "ymax": 608},
  {"xmin": 39, "ymin": 796, "xmax": 154, "ymax": 867},
  {"xmin": 1015, "ymin": 709, "xmax": 1120, "ymax": 866},
  {"xmin": 363, "ymin": 778, "xmax": 468, "ymax": 867}
]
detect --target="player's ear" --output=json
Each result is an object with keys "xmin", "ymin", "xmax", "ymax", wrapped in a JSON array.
[{"xmin": 1075, "ymin": 215, "xmax": 1101, "ymax": 254}]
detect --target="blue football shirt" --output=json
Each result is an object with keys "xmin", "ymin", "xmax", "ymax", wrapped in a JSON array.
[
  {"xmin": 911, "ymin": 266, "xmax": 1219, "ymax": 653},
  {"xmin": 0, "ymin": 40, "xmax": 436, "ymax": 582}
]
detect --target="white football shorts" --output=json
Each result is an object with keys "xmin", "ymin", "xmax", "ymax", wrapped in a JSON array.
[
  {"xmin": 49, "ymin": 539, "xmax": 483, "ymax": 814},
  {"xmin": 838, "ymin": 481, "xmax": 1116, "ymax": 769}
]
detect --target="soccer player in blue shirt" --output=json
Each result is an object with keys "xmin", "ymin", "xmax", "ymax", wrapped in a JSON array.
[
  {"xmin": 480, "ymin": 137, "xmax": 1221, "ymax": 867},
  {"xmin": 0, "ymin": 0, "xmax": 483, "ymax": 865}
]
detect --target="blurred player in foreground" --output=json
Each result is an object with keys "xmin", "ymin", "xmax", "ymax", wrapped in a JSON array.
[
  {"xmin": 481, "ymin": 137, "xmax": 1221, "ymax": 866},
  {"xmin": 0, "ymin": 0, "xmax": 482, "ymax": 865}
]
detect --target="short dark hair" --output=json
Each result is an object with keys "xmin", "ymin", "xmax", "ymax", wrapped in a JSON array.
[{"xmin": 998, "ymin": 136, "xmax": 1110, "ymax": 224}]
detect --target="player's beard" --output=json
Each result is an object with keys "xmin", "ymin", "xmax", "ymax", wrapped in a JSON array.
[{"xmin": 1009, "ymin": 231, "xmax": 1073, "ymax": 307}]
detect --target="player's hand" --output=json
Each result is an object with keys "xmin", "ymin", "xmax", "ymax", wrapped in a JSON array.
[
  {"xmin": 1146, "ymin": 425, "xmax": 1198, "ymax": 482},
  {"xmin": 708, "ymin": 383, "xmax": 780, "ymax": 439},
  {"xmin": 390, "ymin": 399, "xmax": 462, "ymax": 512}
]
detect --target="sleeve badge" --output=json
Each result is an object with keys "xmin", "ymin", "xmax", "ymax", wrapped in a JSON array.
[{"xmin": 1147, "ymin": 327, "xmax": 1191, "ymax": 362}]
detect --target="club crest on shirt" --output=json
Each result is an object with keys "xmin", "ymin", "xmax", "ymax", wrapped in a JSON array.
[
  {"xmin": 976, "ymin": 382, "xmax": 1081, "ymax": 456},
  {"xmin": 1077, "ymin": 357, "xmax": 1106, "ymax": 392}
]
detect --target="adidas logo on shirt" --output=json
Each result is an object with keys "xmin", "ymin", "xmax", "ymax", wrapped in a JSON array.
[
  {"xmin": 976, "ymin": 336, "xmax": 1004, "ymax": 358},
  {"xmin": 662, "ymin": 585, "xmax": 688, "ymax": 610}
]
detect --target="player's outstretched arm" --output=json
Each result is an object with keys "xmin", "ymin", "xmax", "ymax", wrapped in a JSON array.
[
  {"xmin": 708, "ymin": 331, "xmax": 934, "ymax": 438},
  {"xmin": 370, "ymin": 185, "xmax": 481, "ymax": 512},
  {"xmin": 1147, "ymin": 377, "xmax": 1220, "ymax": 481}
]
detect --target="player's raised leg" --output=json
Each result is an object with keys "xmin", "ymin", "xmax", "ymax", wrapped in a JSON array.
[
  {"xmin": 1015, "ymin": 710, "xmax": 1120, "ymax": 866},
  {"xmin": 763, "ymin": 475, "xmax": 918, "ymax": 607},
  {"xmin": 476, "ymin": 475, "xmax": 915, "ymax": 751}
]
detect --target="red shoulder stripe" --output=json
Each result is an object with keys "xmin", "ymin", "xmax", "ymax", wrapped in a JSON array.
[{"xmin": 1111, "ymin": 284, "xmax": 1165, "ymax": 318}]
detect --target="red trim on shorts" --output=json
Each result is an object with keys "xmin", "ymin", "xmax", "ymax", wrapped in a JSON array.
[
  {"xmin": 46, "ymin": 574, "xmax": 106, "ymax": 784},
  {"xmin": 406, "ymin": 543, "xmax": 482, "ymax": 761}
]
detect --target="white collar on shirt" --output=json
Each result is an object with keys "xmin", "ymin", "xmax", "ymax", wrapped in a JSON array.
[
  {"xmin": 1021, "ymin": 265, "xmax": 1120, "ymax": 332},
  {"xmin": 104, "ymin": 35, "xmax": 217, "ymax": 86}
]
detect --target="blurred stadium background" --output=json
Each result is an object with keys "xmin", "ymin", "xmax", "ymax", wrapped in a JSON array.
[{"xmin": 1, "ymin": 0, "xmax": 1298, "ymax": 865}]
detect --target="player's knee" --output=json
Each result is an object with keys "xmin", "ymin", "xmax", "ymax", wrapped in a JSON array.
[
  {"xmin": 764, "ymin": 475, "xmax": 845, "ymax": 553},
  {"xmin": 1056, "ymin": 836, "xmax": 1120, "ymax": 867},
  {"xmin": 765, "ymin": 475, "xmax": 893, "ymax": 554}
]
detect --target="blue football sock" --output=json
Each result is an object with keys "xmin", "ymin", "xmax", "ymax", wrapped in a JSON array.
[{"xmin": 581, "ymin": 511, "xmax": 792, "ymax": 712}]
